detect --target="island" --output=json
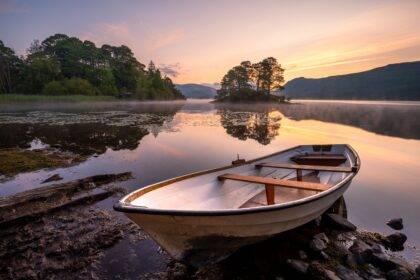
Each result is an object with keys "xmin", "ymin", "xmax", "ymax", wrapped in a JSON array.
[
  {"xmin": 0, "ymin": 34, "xmax": 185, "ymax": 102},
  {"xmin": 214, "ymin": 57, "xmax": 290, "ymax": 103}
]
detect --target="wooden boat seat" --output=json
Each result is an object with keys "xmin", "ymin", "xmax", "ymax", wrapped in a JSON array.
[
  {"xmin": 290, "ymin": 153, "xmax": 347, "ymax": 166},
  {"xmin": 218, "ymin": 173, "xmax": 330, "ymax": 205},
  {"xmin": 256, "ymin": 163, "xmax": 356, "ymax": 172},
  {"xmin": 255, "ymin": 163, "xmax": 355, "ymax": 182}
]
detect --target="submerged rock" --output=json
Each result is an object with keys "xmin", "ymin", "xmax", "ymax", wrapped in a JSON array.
[
  {"xmin": 324, "ymin": 214, "xmax": 357, "ymax": 231},
  {"xmin": 386, "ymin": 218, "xmax": 403, "ymax": 230}
]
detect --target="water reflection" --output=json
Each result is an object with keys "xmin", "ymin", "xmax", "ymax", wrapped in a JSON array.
[
  {"xmin": 0, "ymin": 102, "xmax": 183, "ymax": 156},
  {"xmin": 218, "ymin": 109, "xmax": 282, "ymax": 145}
]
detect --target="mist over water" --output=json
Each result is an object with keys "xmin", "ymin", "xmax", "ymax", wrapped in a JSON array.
[{"xmin": 1, "ymin": 99, "xmax": 419, "ymax": 263}]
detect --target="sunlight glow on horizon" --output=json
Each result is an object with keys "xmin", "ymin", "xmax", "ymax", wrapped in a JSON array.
[{"xmin": 1, "ymin": 0, "xmax": 419, "ymax": 84}]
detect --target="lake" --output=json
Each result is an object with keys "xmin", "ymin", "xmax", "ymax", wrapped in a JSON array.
[{"xmin": 1, "ymin": 99, "xmax": 419, "ymax": 272}]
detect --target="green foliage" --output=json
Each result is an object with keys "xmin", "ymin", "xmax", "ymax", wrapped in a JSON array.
[
  {"xmin": 216, "ymin": 57, "xmax": 285, "ymax": 102},
  {"xmin": 0, "ymin": 94, "xmax": 117, "ymax": 103},
  {"xmin": 42, "ymin": 80, "xmax": 67, "ymax": 95},
  {"xmin": 63, "ymin": 78, "xmax": 95, "ymax": 95},
  {"xmin": 0, "ymin": 40, "xmax": 24, "ymax": 94},
  {"xmin": 0, "ymin": 34, "xmax": 185, "ymax": 101}
]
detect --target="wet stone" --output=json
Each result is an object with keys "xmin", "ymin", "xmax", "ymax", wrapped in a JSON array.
[
  {"xmin": 314, "ymin": 232, "xmax": 329, "ymax": 244},
  {"xmin": 325, "ymin": 214, "xmax": 357, "ymax": 231},
  {"xmin": 335, "ymin": 265, "xmax": 364, "ymax": 280},
  {"xmin": 310, "ymin": 238, "xmax": 327, "ymax": 252},
  {"xmin": 386, "ymin": 218, "xmax": 403, "ymax": 230},
  {"xmin": 286, "ymin": 259, "xmax": 309, "ymax": 275},
  {"xmin": 385, "ymin": 232, "xmax": 407, "ymax": 250},
  {"xmin": 386, "ymin": 268, "xmax": 412, "ymax": 280}
]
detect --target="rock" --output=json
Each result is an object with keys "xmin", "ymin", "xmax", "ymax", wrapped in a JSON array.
[
  {"xmin": 325, "ymin": 214, "xmax": 357, "ymax": 231},
  {"xmin": 349, "ymin": 239, "xmax": 372, "ymax": 264},
  {"xmin": 386, "ymin": 268, "xmax": 411, "ymax": 280},
  {"xmin": 386, "ymin": 218, "xmax": 403, "ymax": 230},
  {"xmin": 344, "ymin": 253, "xmax": 358, "ymax": 268},
  {"xmin": 416, "ymin": 264, "xmax": 420, "ymax": 276},
  {"xmin": 168, "ymin": 262, "xmax": 189, "ymax": 280},
  {"xmin": 385, "ymin": 233, "xmax": 407, "ymax": 250},
  {"xmin": 308, "ymin": 261, "xmax": 340, "ymax": 280},
  {"xmin": 335, "ymin": 265, "xmax": 364, "ymax": 280},
  {"xmin": 310, "ymin": 238, "xmax": 327, "ymax": 252},
  {"xmin": 319, "ymin": 251, "xmax": 330, "ymax": 261},
  {"xmin": 358, "ymin": 264, "xmax": 383, "ymax": 279},
  {"xmin": 370, "ymin": 252, "xmax": 396, "ymax": 271},
  {"xmin": 371, "ymin": 243, "xmax": 383, "ymax": 253},
  {"xmin": 286, "ymin": 259, "xmax": 309, "ymax": 275},
  {"xmin": 298, "ymin": 250, "xmax": 308, "ymax": 260},
  {"xmin": 314, "ymin": 232, "xmax": 330, "ymax": 244},
  {"xmin": 42, "ymin": 174, "xmax": 63, "ymax": 183}
]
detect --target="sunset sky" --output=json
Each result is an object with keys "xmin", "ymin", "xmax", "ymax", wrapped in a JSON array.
[{"xmin": 1, "ymin": 0, "xmax": 419, "ymax": 84}]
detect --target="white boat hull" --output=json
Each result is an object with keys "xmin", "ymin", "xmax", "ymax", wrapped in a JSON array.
[
  {"xmin": 125, "ymin": 180, "xmax": 351, "ymax": 265},
  {"xmin": 115, "ymin": 144, "xmax": 360, "ymax": 266}
]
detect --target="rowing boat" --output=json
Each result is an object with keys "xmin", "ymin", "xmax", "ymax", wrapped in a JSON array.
[{"xmin": 114, "ymin": 144, "xmax": 360, "ymax": 266}]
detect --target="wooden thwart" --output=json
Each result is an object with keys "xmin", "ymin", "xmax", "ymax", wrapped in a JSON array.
[
  {"xmin": 255, "ymin": 163, "xmax": 356, "ymax": 173},
  {"xmin": 218, "ymin": 173, "xmax": 330, "ymax": 205}
]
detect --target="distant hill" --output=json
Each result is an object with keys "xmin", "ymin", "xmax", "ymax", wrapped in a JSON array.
[
  {"xmin": 175, "ymin": 84, "xmax": 217, "ymax": 99},
  {"xmin": 283, "ymin": 61, "xmax": 420, "ymax": 100}
]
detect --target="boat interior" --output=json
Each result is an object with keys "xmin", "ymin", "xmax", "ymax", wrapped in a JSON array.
[{"xmin": 129, "ymin": 144, "xmax": 358, "ymax": 211}]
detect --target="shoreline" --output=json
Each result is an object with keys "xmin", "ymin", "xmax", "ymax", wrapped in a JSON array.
[{"xmin": 0, "ymin": 94, "xmax": 186, "ymax": 104}]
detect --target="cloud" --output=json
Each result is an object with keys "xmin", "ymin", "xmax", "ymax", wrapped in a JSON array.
[
  {"xmin": 149, "ymin": 28, "xmax": 185, "ymax": 51},
  {"xmin": 0, "ymin": 0, "xmax": 30, "ymax": 14},
  {"xmin": 81, "ymin": 22, "xmax": 132, "ymax": 47},
  {"xmin": 159, "ymin": 63, "xmax": 182, "ymax": 77}
]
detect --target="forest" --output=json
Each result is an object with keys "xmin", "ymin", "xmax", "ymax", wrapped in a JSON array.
[
  {"xmin": 0, "ymin": 34, "xmax": 185, "ymax": 100},
  {"xmin": 215, "ymin": 57, "xmax": 286, "ymax": 102}
]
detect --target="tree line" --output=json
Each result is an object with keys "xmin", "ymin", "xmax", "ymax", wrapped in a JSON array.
[
  {"xmin": 0, "ymin": 34, "xmax": 185, "ymax": 100},
  {"xmin": 216, "ymin": 57, "xmax": 285, "ymax": 102}
]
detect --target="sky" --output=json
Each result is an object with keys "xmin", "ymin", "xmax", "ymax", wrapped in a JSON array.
[{"xmin": 1, "ymin": 0, "xmax": 420, "ymax": 84}]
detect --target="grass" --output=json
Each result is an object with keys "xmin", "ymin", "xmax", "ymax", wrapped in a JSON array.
[
  {"xmin": 0, "ymin": 148, "xmax": 86, "ymax": 178},
  {"xmin": 0, "ymin": 94, "xmax": 118, "ymax": 103}
]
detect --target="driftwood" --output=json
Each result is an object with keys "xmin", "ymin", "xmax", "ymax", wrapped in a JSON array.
[{"xmin": 0, "ymin": 172, "xmax": 131, "ymax": 227}]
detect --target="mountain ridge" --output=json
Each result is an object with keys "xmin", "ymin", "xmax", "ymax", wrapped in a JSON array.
[
  {"xmin": 175, "ymin": 84, "xmax": 217, "ymax": 99},
  {"xmin": 283, "ymin": 61, "xmax": 420, "ymax": 100}
]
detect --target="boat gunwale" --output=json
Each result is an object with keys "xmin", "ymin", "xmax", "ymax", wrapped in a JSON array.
[{"xmin": 114, "ymin": 144, "xmax": 360, "ymax": 216}]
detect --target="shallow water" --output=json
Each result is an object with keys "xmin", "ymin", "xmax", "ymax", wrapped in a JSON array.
[{"xmin": 1, "ymin": 99, "xmax": 420, "ymax": 264}]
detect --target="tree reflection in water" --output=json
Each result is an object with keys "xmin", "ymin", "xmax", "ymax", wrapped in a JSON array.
[
  {"xmin": 0, "ymin": 103, "xmax": 183, "ymax": 156},
  {"xmin": 218, "ymin": 109, "xmax": 282, "ymax": 145}
]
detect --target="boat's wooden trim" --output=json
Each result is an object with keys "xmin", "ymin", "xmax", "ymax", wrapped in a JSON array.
[
  {"xmin": 217, "ymin": 173, "xmax": 330, "ymax": 192},
  {"xmin": 255, "ymin": 163, "xmax": 356, "ymax": 173}
]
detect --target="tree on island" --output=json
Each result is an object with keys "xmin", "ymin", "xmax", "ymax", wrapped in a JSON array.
[
  {"xmin": 0, "ymin": 35, "xmax": 185, "ymax": 100},
  {"xmin": 215, "ymin": 57, "xmax": 286, "ymax": 102}
]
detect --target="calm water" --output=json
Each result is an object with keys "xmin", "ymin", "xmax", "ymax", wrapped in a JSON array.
[{"xmin": 1, "ymin": 99, "xmax": 420, "ymax": 264}]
